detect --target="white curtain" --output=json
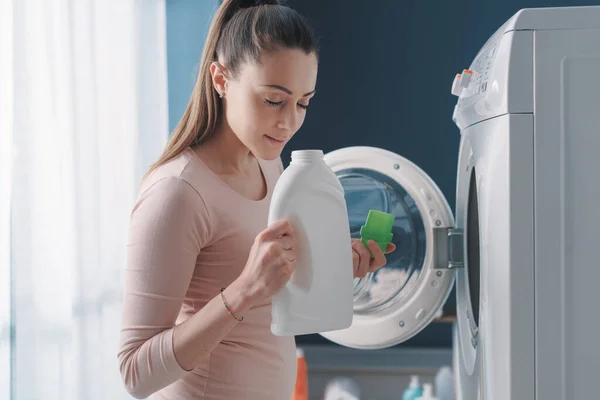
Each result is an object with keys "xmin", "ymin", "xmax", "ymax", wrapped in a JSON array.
[{"xmin": 0, "ymin": 0, "xmax": 169, "ymax": 399}]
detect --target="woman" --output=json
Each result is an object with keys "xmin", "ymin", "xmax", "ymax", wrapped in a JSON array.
[{"xmin": 118, "ymin": 1, "xmax": 395, "ymax": 399}]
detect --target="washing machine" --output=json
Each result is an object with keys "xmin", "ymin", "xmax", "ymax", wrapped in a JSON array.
[{"xmin": 318, "ymin": 6, "xmax": 600, "ymax": 399}]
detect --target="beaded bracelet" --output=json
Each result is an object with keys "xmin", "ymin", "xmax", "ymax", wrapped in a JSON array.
[{"xmin": 220, "ymin": 288, "xmax": 243, "ymax": 322}]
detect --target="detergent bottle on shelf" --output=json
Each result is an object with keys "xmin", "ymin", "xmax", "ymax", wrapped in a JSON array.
[
  {"xmin": 291, "ymin": 347, "xmax": 308, "ymax": 400},
  {"xmin": 402, "ymin": 375, "xmax": 424, "ymax": 400},
  {"xmin": 434, "ymin": 366, "xmax": 454, "ymax": 400}
]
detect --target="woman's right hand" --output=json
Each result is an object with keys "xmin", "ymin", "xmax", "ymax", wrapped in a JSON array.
[{"xmin": 234, "ymin": 219, "xmax": 296, "ymax": 305}]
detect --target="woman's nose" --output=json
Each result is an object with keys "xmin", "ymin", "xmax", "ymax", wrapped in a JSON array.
[{"xmin": 276, "ymin": 107, "xmax": 298, "ymax": 132}]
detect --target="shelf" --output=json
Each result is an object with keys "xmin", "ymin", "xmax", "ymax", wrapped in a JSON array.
[{"xmin": 300, "ymin": 345, "xmax": 453, "ymax": 373}]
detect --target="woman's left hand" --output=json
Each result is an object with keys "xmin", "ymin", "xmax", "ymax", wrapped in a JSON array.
[{"xmin": 352, "ymin": 239, "xmax": 396, "ymax": 279}]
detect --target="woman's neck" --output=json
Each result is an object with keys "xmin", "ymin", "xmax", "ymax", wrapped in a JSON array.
[{"xmin": 195, "ymin": 121, "xmax": 256, "ymax": 174}]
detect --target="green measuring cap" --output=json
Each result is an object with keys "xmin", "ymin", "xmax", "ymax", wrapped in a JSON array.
[{"xmin": 360, "ymin": 209, "xmax": 394, "ymax": 253}]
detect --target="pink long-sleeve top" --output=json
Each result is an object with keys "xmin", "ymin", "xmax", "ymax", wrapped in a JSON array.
[{"xmin": 118, "ymin": 147, "xmax": 296, "ymax": 399}]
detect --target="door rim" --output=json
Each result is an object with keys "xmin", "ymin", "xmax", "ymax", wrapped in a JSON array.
[{"xmin": 319, "ymin": 146, "xmax": 455, "ymax": 349}]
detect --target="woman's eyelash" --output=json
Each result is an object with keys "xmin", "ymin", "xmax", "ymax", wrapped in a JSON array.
[
  {"xmin": 264, "ymin": 98, "xmax": 309, "ymax": 110},
  {"xmin": 264, "ymin": 99, "xmax": 282, "ymax": 107}
]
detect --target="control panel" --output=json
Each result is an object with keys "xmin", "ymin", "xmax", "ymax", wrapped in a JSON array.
[
  {"xmin": 451, "ymin": 37, "xmax": 500, "ymax": 101},
  {"xmin": 450, "ymin": 18, "xmax": 535, "ymax": 130}
]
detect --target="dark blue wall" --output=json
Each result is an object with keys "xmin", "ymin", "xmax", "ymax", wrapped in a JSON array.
[
  {"xmin": 166, "ymin": 0, "xmax": 219, "ymax": 132},
  {"xmin": 166, "ymin": 0, "xmax": 599, "ymax": 348}
]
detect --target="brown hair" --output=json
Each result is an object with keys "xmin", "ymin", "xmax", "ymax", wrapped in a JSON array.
[{"xmin": 144, "ymin": 0, "xmax": 318, "ymax": 180}]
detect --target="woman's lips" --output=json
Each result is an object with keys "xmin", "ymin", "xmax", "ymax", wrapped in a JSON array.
[{"xmin": 265, "ymin": 135, "xmax": 287, "ymax": 146}]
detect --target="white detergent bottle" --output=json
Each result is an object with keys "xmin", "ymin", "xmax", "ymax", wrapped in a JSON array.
[
  {"xmin": 416, "ymin": 384, "xmax": 439, "ymax": 400},
  {"xmin": 269, "ymin": 149, "xmax": 354, "ymax": 336},
  {"xmin": 434, "ymin": 367, "xmax": 454, "ymax": 400}
]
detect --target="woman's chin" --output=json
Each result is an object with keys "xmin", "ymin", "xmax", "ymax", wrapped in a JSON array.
[{"xmin": 252, "ymin": 143, "xmax": 284, "ymax": 161}]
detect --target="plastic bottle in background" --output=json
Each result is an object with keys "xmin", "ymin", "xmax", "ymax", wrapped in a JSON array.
[
  {"xmin": 323, "ymin": 377, "xmax": 361, "ymax": 400},
  {"xmin": 291, "ymin": 348, "xmax": 308, "ymax": 400},
  {"xmin": 434, "ymin": 366, "xmax": 454, "ymax": 400},
  {"xmin": 269, "ymin": 149, "xmax": 354, "ymax": 336},
  {"xmin": 415, "ymin": 384, "xmax": 439, "ymax": 400},
  {"xmin": 402, "ymin": 375, "xmax": 424, "ymax": 400}
]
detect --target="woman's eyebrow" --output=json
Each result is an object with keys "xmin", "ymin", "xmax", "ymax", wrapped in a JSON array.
[{"xmin": 262, "ymin": 84, "xmax": 315, "ymax": 97}]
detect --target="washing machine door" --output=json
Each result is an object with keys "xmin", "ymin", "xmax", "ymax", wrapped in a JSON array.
[{"xmin": 320, "ymin": 146, "xmax": 459, "ymax": 349}]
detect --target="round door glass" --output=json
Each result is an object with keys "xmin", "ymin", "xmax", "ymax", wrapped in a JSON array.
[
  {"xmin": 337, "ymin": 168, "xmax": 427, "ymax": 314},
  {"xmin": 467, "ymin": 168, "xmax": 481, "ymax": 327}
]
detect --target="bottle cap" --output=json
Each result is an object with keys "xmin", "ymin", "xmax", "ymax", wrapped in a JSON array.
[
  {"xmin": 416, "ymin": 383, "xmax": 438, "ymax": 400},
  {"xmin": 409, "ymin": 375, "xmax": 420, "ymax": 388}
]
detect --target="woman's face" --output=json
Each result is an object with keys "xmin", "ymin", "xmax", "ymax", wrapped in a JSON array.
[{"xmin": 213, "ymin": 48, "xmax": 318, "ymax": 161}]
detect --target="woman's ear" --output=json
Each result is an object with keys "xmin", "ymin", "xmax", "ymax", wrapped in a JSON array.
[{"xmin": 210, "ymin": 61, "xmax": 228, "ymax": 98}]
